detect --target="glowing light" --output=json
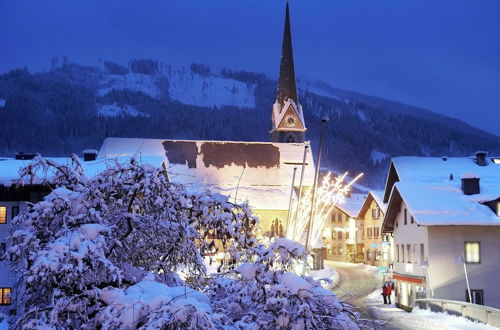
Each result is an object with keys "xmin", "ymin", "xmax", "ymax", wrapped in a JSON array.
[{"xmin": 288, "ymin": 172, "xmax": 363, "ymax": 248}]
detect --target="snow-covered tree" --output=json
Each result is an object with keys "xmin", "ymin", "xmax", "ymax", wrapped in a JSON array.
[
  {"xmin": 6, "ymin": 156, "xmax": 363, "ymax": 329},
  {"xmin": 6, "ymin": 156, "xmax": 257, "ymax": 328},
  {"xmin": 209, "ymin": 238, "xmax": 360, "ymax": 329}
]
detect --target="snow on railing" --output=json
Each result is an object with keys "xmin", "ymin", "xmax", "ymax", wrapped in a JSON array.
[{"xmin": 415, "ymin": 298, "xmax": 500, "ymax": 328}]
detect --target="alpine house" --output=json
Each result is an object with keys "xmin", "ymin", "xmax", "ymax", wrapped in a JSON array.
[{"xmin": 381, "ymin": 152, "xmax": 500, "ymax": 310}]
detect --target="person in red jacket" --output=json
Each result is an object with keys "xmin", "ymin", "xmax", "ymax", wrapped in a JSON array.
[{"xmin": 382, "ymin": 282, "xmax": 393, "ymax": 304}]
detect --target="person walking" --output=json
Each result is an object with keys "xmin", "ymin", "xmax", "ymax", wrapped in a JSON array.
[
  {"xmin": 384, "ymin": 282, "xmax": 393, "ymax": 304},
  {"xmin": 382, "ymin": 283, "xmax": 388, "ymax": 304}
]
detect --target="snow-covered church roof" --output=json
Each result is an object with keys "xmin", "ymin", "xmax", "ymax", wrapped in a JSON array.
[
  {"xmin": 99, "ymin": 137, "xmax": 316, "ymax": 210},
  {"xmin": 382, "ymin": 155, "xmax": 500, "ymax": 229}
]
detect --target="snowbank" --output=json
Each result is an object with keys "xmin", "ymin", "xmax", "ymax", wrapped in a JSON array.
[
  {"xmin": 365, "ymin": 288, "xmax": 497, "ymax": 330},
  {"xmin": 310, "ymin": 266, "xmax": 339, "ymax": 288}
]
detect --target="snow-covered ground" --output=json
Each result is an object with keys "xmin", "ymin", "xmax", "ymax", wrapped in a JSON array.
[
  {"xmin": 98, "ymin": 68, "xmax": 256, "ymax": 109},
  {"xmin": 99, "ymin": 73, "xmax": 161, "ymax": 98},
  {"xmin": 365, "ymin": 289, "xmax": 498, "ymax": 330},
  {"xmin": 310, "ymin": 266, "xmax": 339, "ymax": 288},
  {"xmin": 166, "ymin": 69, "xmax": 256, "ymax": 108}
]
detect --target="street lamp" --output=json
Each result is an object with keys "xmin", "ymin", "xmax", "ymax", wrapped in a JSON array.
[{"xmin": 305, "ymin": 117, "xmax": 329, "ymax": 255}]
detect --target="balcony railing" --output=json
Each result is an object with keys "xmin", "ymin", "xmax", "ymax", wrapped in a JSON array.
[{"xmin": 415, "ymin": 298, "xmax": 500, "ymax": 327}]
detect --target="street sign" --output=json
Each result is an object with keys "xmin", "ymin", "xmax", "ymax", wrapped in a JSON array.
[{"xmin": 379, "ymin": 266, "xmax": 388, "ymax": 273}]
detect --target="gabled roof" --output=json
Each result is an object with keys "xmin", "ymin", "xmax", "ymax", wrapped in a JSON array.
[
  {"xmin": 99, "ymin": 137, "xmax": 316, "ymax": 210},
  {"xmin": 336, "ymin": 193, "xmax": 366, "ymax": 218},
  {"xmin": 382, "ymin": 156, "xmax": 500, "ymax": 231},
  {"xmin": 271, "ymin": 100, "xmax": 306, "ymax": 132},
  {"xmin": 357, "ymin": 191, "xmax": 387, "ymax": 219}
]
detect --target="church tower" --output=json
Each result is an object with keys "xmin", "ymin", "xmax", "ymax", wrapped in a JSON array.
[{"xmin": 270, "ymin": 3, "xmax": 306, "ymax": 143}]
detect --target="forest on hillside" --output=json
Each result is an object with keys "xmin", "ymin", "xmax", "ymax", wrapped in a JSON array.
[{"xmin": 0, "ymin": 59, "xmax": 499, "ymax": 188}]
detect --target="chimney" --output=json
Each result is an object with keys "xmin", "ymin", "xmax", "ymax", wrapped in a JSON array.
[
  {"xmin": 475, "ymin": 151, "xmax": 488, "ymax": 166},
  {"xmin": 82, "ymin": 149, "xmax": 98, "ymax": 161},
  {"xmin": 15, "ymin": 152, "xmax": 37, "ymax": 160},
  {"xmin": 461, "ymin": 173, "xmax": 480, "ymax": 195}
]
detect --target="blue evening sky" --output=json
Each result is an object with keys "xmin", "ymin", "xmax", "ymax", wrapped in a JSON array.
[{"xmin": 1, "ymin": 0, "xmax": 499, "ymax": 135}]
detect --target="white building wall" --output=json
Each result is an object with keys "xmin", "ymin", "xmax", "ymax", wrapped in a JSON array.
[
  {"xmin": 428, "ymin": 226, "xmax": 500, "ymax": 309},
  {"xmin": 391, "ymin": 200, "xmax": 430, "ymax": 308}
]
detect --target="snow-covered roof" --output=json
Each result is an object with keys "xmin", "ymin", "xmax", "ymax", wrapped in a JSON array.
[
  {"xmin": 357, "ymin": 191, "xmax": 387, "ymax": 219},
  {"xmin": 99, "ymin": 137, "xmax": 316, "ymax": 210},
  {"xmin": 336, "ymin": 193, "xmax": 366, "ymax": 218},
  {"xmin": 0, "ymin": 156, "xmax": 165, "ymax": 186},
  {"xmin": 383, "ymin": 156, "xmax": 500, "ymax": 229}
]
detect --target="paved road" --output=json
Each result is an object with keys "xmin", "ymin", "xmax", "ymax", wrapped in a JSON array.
[{"xmin": 326, "ymin": 261, "xmax": 402, "ymax": 329}]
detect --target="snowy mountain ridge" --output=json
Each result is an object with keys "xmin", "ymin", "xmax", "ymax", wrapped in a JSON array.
[{"xmin": 1, "ymin": 60, "xmax": 499, "ymax": 188}]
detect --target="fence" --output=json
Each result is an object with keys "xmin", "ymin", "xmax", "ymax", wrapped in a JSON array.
[{"xmin": 414, "ymin": 298, "xmax": 500, "ymax": 327}]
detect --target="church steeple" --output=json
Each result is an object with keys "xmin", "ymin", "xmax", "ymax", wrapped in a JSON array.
[
  {"xmin": 277, "ymin": 2, "xmax": 298, "ymax": 106},
  {"xmin": 270, "ymin": 2, "xmax": 306, "ymax": 143}
]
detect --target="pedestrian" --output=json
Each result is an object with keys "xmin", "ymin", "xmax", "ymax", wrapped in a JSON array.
[
  {"xmin": 384, "ymin": 282, "xmax": 393, "ymax": 304},
  {"xmin": 382, "ymin": 283, "xmax": 388, "ymax": 304}
]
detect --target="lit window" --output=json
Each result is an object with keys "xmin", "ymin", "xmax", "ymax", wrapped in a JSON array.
[
  {"xmin": 0, "ymin": 288, "xmax": 11, "ymax": 305},
  {"xmin": 0, "ymin": 207, "xmax": 6, "ymax": 224},
  {"xmin": 465, "ymin": 242, "xmax": 480, "ymax": 263}
]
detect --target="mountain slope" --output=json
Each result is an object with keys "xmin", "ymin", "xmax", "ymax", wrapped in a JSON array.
[{"xmin": 0, "ymin": 60, "xmax": 498, "ymax": 188}]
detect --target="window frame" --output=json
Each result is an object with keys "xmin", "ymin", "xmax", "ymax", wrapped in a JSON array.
[
  {"xmin": 0, "ymin": 287, "xmax": 11, "ymax": 305},
  {"xmin": 404, "ymin": 208, "xmax": 407, "ymax": 225},
  {"xmin": 11, "ymin": 205, "xmax": 20, "ymax": 220},
  {"xmin": 465, "ymin": 242, "xmax": 481, "ymax": 264},
  {"xmin": 0, "ymin": 206, "xmax": 6, "ymax": 224},
  {"xmin": 465, "ymin": 289, "xmax": 484, "ymax": 305}
]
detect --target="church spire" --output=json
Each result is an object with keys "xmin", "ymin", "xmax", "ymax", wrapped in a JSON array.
[
  {"xmin": 277, "ymin": 2, "xmax": 298, "ymax": 106},
  {"xmin": 270, "ymin": 2, "xmax": 306, "ymax": 144}
]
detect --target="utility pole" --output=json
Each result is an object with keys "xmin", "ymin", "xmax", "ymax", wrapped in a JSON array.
[
  {"xmin": 285, "ymin": 167, "xmax": 297, "ymax": 238},
  {"xmin": 305, "ymin": 117, "xmax": 329, "ymax": 254},
  {"xmin": 292, "ymin": 145, "xmax": 309, "ymax": 241}
]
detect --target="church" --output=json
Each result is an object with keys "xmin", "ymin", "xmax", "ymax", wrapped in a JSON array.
[{"xmin": 98, "ymin": 3, "xmax": 316, "ymax": 236}]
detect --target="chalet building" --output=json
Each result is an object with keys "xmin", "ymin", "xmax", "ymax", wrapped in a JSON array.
[
  {"xmin": 97, "ymin": 4, "xmax": 316, "ymax": 237},
  {"xmin": 0, "ymin": 153, "xmax": 164, "ymax": 313},
  {"xmin": 357, "ymin": 191, "xmax": 392, "ymax": 268},
  {"xmin": 382, "ymin": 153, "xmax": 500, "ymax": 310},
  {"xmin": 322, "ymin": 194, "xmax": 365, "ymax": 262}
]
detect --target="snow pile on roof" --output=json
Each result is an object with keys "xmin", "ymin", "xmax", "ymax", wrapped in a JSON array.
[
  {"xmin": 388, "ymin": 156, "xmax": 500, "ymax": 226},
  {"xmin": 166, "ymin": 69, "xmax": 256, "ymax": 108},
  {"xmin": 98, "ymin": 73, "xmax": 160, "ymax": 98},
  {"xmin": 371, "ymin": 191, "xmax": 387, "ymax": 213},
  {"xmin": 99, "ymin": 137, "xmax": 316, "ymax": 210},
  {"xmin": 98, "ymin": 103, "xmax": 147, "ymax": 117}
]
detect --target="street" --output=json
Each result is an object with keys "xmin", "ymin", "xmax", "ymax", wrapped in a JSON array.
[{"xmin": 326, "ymin": 261, "xmax": 403, "ymax": 329}]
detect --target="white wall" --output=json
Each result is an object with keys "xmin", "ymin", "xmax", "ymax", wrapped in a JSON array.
[
  {"xmin": 428, "ymin": 226, "xmax": 500, "ymax": 309},
  {"xmin": 392, "ymin": 200, "xmax": 429, "ymax": 277}
]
